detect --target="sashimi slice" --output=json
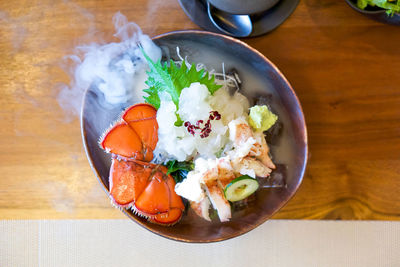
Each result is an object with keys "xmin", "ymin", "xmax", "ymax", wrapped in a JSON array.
[
  {"xmin": 204, "ymin": 179, "xmax": 231, "ymax": 222},
  {"xmin": 190, "ymin": 197, "xmax": 211, "ymax": 222}
]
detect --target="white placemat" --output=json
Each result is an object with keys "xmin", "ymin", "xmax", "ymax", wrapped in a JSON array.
[{"xmin": 1, "ymin": 219, "xmax": 399, "ymax": 267}]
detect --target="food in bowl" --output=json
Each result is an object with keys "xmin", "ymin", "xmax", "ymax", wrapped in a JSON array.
[
  {"xmin": 98, "ymin": 47, "xmax": 282, "ymax": 226},
  {"xmin": 356, "ymin": 0, "xmax": 400, "ymax": 15},
  {"xmin": 78, "ymin": 13, "xmax": 307, "ymax": 242}
]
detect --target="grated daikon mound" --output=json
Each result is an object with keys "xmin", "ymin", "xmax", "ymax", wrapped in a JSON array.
[{"xmin": 153, "ymin": 82, "xmax": 249, "ymax": 163}]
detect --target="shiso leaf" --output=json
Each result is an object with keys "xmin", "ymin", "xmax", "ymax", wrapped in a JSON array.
[{"xmin": 141, "ymin": 48, "xmax": 222, "ymax": 126}]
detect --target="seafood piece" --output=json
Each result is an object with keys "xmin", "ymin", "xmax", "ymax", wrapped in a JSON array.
[
  {"xmin": 109, "ymin": 158, "xmax": 152, "ymax": 207},
  {"xmin": 134, "ymin": 169, "xmax": 171, "ymax": 216},
  {"xmin": 229, "ymin": 117, "xmax": 255, "ymax": 149},
  {"xmin": 134, "ymin": 165, "xmax": 185, "ymax": 225},
  {"xmin": 179, "ymin": 118, "xmax": 277, "ymax": 223},
  {"xmin": 122, "ymin": 104, "xmax": 158, "ymax": 162},
  {"xmin": 228, "ymin": 117, "xmax": 257, "ymax": 159},
  {"xmin": 100, "ymin": 103, "xmax": 158, "ymax": 161},
  {"xmin": 179, "ymin": 157, "xmax": 235, "ymax": 222},
  {"xmin": 100, "ymin": 103, "xmax": 184, "ymax": 226},
  {"xmin": 255, "ymin": 131, "xmax": 276, "ymax": 169},
  {"xmin": 101, "ymin": 123, "xmax": 145, "ymax": 160},
  {"xmin": 231, "ymin": 157, "xmax": 272, "ymax": 178},
  {"xmin": 228, "ymin": 117, "xmax": 275, "ymax": 172},
  {"xmin": 204, "ymin": 179, "xmax": 231, "ymax": 222},
  {"xmin": 201, "ymin": 158, "xmax": 234, "ymax": 222},
  {"xmin": 151, "ymin": 166, "xmax": 187, "ymax": 226},
  {"xmin": 152, "ymin": 208, "xmax": 184, "ymax": 225},
  {"xmin": 214, "ymin": 157, "xmax": 236, "ymax": 188},
  {"xmin": 190, "ymin": 198, "xmax": 211, "ymax": 222}
]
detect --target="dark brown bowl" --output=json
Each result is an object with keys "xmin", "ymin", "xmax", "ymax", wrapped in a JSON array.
[
  {"xmin": 81, "ymin": 30, "xmax": 308, "ymax": 243},
  {"xmin": 345, "ymin": 0, "xmax": 400, "ymax": 25}
]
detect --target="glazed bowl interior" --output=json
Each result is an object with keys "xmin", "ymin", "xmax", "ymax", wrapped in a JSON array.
[{"xmin": 81, "ymin": 30, "xmax": 307, "ymax": 243}]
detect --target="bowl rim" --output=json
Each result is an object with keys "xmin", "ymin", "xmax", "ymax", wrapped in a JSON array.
[{"xmin": 80, "ymin": 29, "xmax": 308, "ymax": 243}]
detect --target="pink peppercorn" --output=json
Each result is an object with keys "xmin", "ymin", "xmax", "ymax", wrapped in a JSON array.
[{"xmin": 183, "ymin": 111, "xmax": 222, "ymax": 138}]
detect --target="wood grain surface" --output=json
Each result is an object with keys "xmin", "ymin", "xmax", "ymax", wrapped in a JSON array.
[{"xmin": 0, "ymin": 0, "xmax": 399, "ymax": 220}]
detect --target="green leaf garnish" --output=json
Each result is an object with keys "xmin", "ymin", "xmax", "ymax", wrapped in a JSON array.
[
  {"xmin": 166, "ymin": 160, "xmax": 194, "ymax": 183},
  {"xmin": 357, "ymin": 0, "xmax": 400, "ymax": 16},
  {"xmin": 141, "ymin": 49, "xmax": 222, "ymax": 126}
]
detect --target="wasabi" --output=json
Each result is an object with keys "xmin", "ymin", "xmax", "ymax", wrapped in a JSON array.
[{"xmin": 249, "ymin": 105, "xmax": 277, "ymax": 132}]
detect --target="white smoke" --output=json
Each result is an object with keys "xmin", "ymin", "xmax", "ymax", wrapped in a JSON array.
[{"xmin": 57, "ymin": 11, "xmax": 162, "ymax": 119}]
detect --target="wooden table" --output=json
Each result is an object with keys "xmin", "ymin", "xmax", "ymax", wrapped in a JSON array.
[{"xmin": 1, "ymin": 0, "xmax": 399, "ymax": 220}]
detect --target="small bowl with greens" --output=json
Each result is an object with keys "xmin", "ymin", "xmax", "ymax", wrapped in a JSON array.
[{"xmin": 346, "ymin": 0, "xmax": 400, "ymax": 25}]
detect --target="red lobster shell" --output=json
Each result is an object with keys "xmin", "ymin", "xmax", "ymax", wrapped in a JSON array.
[{"xmin": 99, "ymin": 103, "xmax": 184, "ymax": 225}]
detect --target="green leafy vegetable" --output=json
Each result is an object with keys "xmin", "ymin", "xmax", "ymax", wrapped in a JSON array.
[
  {"xmin": 166, "ymin": 160, "xmax": 194, "ymax": 183},
  {"xmin": 357, "ymin": 0, "xmax": 400, "ymax": 16},
  {"xmin": 141, "ymin": 49, "xmax": 222, "ymax": 126}
]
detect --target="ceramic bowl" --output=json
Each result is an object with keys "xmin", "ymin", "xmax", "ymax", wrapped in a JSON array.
[{"xmin": 81, "ymin": 30, "xmax": 308, "ymax": 243}]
